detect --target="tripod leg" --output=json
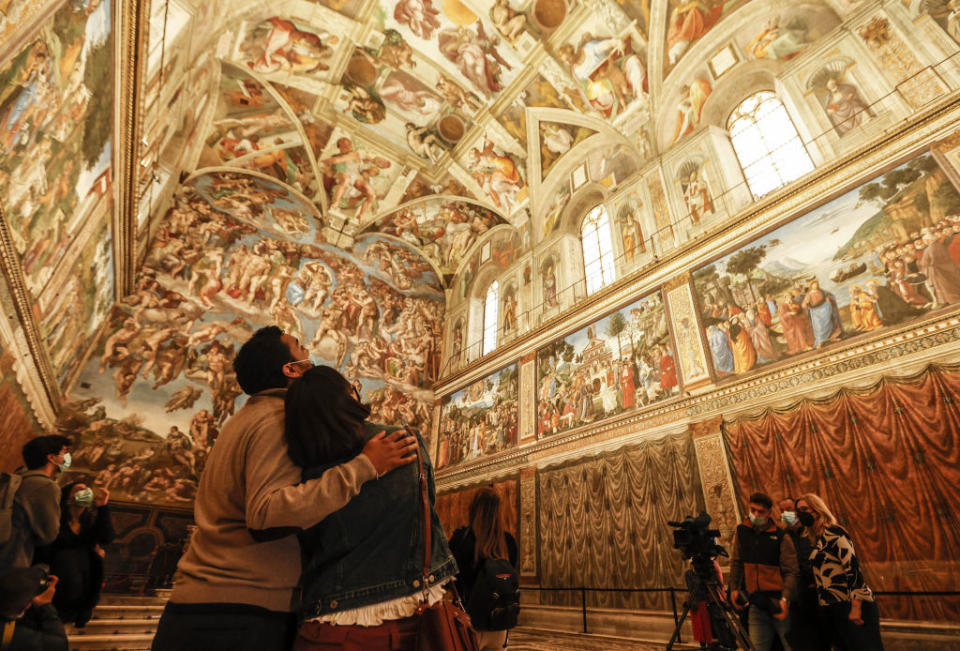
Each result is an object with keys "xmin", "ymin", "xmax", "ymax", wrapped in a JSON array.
[{"xmin": 666, "ymin": 603, "xmax": 691, "ymax": 651}]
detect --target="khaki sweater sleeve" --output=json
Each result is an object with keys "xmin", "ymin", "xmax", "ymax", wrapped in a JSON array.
[
  {"xmin": 244, "ymin": 413, "xmax": 378, "ymax": 530},
  {"xmin": 21, "ymin": 477, "xmax": 62, "ymax": 546}
]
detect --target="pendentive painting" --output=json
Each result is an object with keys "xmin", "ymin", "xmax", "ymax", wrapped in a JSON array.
[
  {"xmin": 436, "ymin": 363, "xmax": 518, "ymax": 469},
  {"xmin": 693, "ymin": 151, "xmax": 960, "ymax": 379},
  {"xmin": 536, "ymin": 290, "xmax": 678, "ymax": 438}
]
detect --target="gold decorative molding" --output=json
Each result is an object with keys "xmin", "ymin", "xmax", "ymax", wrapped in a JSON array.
[{"xmin": 113, "ymin": 0, "xmax": 149, "ymax": 298}]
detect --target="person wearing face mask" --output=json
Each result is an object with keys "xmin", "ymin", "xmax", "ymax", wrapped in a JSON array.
[
  {"xmin": 729, "ymin": 492, "xmax": 800, "ymax": 651},
  {"xmin": 797, "ymin": 494, "xmax": 884, "ymax": 650},
  {"xmin": 778, "ymin": 497, "xmax": 828, "ymax": 651},
  {"xmin": 35, "ymin": 483, "xmax": 115, "ymax": 629},
  {"xmin": 0, "ymin": 436, "xmax": 73, "ymax": 575}
]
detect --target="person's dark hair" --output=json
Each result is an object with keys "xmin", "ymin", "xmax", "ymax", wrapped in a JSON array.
[
  {"xmin": 22, "ymin": 435, "xmax": 71, "ymax": 470},
  {"xmin": 233, "ymin": 326, "xmax": 295, "ymax": 395},
  {"xmin": 469, "ymin": 487, "xmax": 508, "ymax": 564},
  {"xmin": 749, "ymin": 492, "xmax": 773, "ymax": 510},
  {"xmin": 285, "ymin": 366, "xmax": 371, "ymax": 468}
]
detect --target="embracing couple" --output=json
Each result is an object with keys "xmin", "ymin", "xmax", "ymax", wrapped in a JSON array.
[{"xmin": 152, "ymin": 326, "xmax": 458, "ymax": 650}]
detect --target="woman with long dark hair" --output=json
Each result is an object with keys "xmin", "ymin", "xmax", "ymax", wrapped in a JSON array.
[
  {"xmin": 43, "ymin": 482, "xmax": 114, "ymax": 628},
  {"xmin": 448, "ymin": 488, "xmax": 518, "ymax": 651},
  {"xmin": 284, "ymin": 365, "xmax": 458, "ymax": 650}
]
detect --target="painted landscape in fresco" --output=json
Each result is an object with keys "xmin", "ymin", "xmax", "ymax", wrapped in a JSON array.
[
  {"xmin": 537, "ymin": 291, "xmax": 678, "ymax": 438},
  {"xmin": 0, "ymin": 0, "xmax": 113, "ymax": 297},
  {"xmin": 437, "ymin": 363, "xmax": 518, "ymax": 469},
  {"xmin": 68, "ymin": 171, "xmax": 444, "ymax": 505},
  {"xmin": 693, "ymin": 152, "xmax": 960, "ymax": 380}
]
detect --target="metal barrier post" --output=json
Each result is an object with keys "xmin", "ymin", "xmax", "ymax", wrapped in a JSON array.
[
  {"xmin": 581, "ymin": 587, "xmax": 588, "ymax": 634},
  {"xmin": 670, "ymin": 587, "xmax": 681, "ymax": 644}
]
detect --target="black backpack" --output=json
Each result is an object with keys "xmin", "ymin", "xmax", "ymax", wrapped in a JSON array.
[{"xmin": 465, "ymin": 556, "xmax": 520, "ymax": 631}]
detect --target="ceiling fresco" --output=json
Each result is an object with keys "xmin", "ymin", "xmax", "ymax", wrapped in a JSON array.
[{"xmin": 134, "ymin": 0, "xmax": 858, "ymax": 280}]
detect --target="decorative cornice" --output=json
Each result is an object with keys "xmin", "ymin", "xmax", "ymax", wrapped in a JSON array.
[
  {"xmin": 437, "ymin": 309, "xmax": 960, "ymax": 488},
  {"xmin": 114, "ymin": 0, "xmax": 149, "ymax": 298}
]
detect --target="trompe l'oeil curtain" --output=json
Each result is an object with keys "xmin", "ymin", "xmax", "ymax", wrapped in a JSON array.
[
  {"xmin": 436, "ymin": 479, "xmax": 519, "ymax": 568},
  {"xmin": 537, "ymin": 432, "xmax": 704, "ymax": 610},
  {"xmin": 723, "ymin": 363, "xmax": 960, "ymax": 621}
]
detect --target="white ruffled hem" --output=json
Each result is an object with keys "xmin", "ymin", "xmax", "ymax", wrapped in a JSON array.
[{"xmin": 308, "ymin": 577, "xmax": 453, "ymax": 627}]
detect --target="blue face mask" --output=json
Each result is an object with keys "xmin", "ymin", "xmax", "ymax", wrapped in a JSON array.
[
  {"xmin": 56, "ymin": 453, "xmax": 71, "ymax": 472},
  {"xmin": 781, "ymin": 511, "xmax": 798, "ymax": 526},
  {"xmin": 74, "ymin": 488, "xmax": 95, "ymax": 507}
]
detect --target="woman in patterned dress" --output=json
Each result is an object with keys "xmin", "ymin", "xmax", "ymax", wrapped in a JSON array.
[{"xmin": 796, "ymin": 494, "xmax": 884, "ymax": 650}]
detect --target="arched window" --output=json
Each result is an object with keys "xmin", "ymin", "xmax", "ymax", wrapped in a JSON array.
[
  {"xmin": 728, "ymin": 91, "xmax": 814, "ymax": 198},
  {"xmin": 581, "ymin": 205, "xmax": 617, "ymax": 295},
  {"xmin": 482, "ymin": 281, "xmax": 499, "ymax": 356}
]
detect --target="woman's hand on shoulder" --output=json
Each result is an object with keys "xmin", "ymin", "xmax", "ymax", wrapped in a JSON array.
[{"xmin": 362, "ymin": 430, "xmax": 418, "ymax": 477}]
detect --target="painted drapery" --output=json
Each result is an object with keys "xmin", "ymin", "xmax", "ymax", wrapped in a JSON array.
[
  {"xmin": 537, "ymin": 432, "xmax": 704, "ymax": 609},
  {"xmin": 723, "ymin": 364, "xmax": 960, "ymax": 621}
]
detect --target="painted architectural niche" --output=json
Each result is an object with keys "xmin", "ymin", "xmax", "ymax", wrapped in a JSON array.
[
  {"xmin": 436, "ymin": 363, "xmax": 519, "ymax": 469},
  {"xmin": 537, "ymin": 290, "xmax": 679, "ymax": 439},
  {"xmin": 695, "ymin": 150, "xmax": 960, "ymax": 380},
  {"xmin": 66, "ymin": 171, "xmax": 445, "ymax": 506}
]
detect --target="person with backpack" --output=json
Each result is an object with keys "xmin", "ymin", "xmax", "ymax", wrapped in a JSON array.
[
  {"xmin": 0, "ymin": 436, "xmax": 73, "ymax": 575},
  {"xmin": 448, "ymin": 488, "xmax": 520, "ymax": 650}
]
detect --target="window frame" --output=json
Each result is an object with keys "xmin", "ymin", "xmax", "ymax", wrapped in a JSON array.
[
  {"xmin": 580, "ymin": 204, "xmax": 617, "ymax": 296},
  {"xmin": 727, "ymin": 90, "xmax": 815, "ymax": 199}
]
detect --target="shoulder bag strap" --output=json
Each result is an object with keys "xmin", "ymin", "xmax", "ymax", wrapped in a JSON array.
[{"xmin": 409, "ymin": 426, "xmax": 431, "ymax": 592}]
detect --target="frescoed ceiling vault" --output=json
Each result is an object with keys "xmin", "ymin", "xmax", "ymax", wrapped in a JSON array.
[{"xmin": 116, "ymin": 0, "xmax": 857, "ymax": 280}]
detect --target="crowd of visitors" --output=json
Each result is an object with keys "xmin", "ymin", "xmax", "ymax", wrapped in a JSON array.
[{"xmin": 1, "ymin": 323, "xmax": 889, "ymax": 651}]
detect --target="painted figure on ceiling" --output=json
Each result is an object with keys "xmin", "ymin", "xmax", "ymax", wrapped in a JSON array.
[
  {"xmin": 470, "ymin": 140, "xmax": 522, "ymax": 211},
  {"xmin": 557, "ymin": 34, "xmax": 645, "ymax": 118},
  {"xmin": 746, "ymin": 17, "xmax": 811, "ymax": 61},
  {"xmin": 393, "ymin": 0, "xmax": 442, "ymax": 40},
  {"xmin": 379, "ymin": 74, "xmax": 444, "ymax": 115},
  {"xmin": 438, "ymin": 23, "xmax": 513, "ymax": 95},
  {"xmin": 680, "ymin": 166, "xmax": 713, "ymax": 223},
  {"xmin": 249, "ymin": 18, "xmax": 337, "ymax": 74},
  {"xmin": 491, "ymin": 0, "xmax": 526, "ymax": 41},
  {"xmin": 671, "ymin": 79, "xmax": 711, "ymax": 144},
  {"xmin": 666, "ymin": 0, "xmax": 724, "ymax": 66},
  {"xmin": 320, "ymin": 137, "xmax": 391, "ymax": 221}
]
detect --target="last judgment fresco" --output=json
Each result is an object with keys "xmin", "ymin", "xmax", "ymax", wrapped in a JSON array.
[
  {"xmin": 693, "ymin": 152, "xmax": 960, "ymax": 380},
  {"xmin": 66, "ymin": 171, "xmax": 444, "ymax": 506},
  {"xmin": 537, "ymin": 291, "xmax": 678, "ymax": 438}
]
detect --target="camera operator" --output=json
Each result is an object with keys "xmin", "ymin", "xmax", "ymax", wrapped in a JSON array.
[
  {"xmin": 779, "ymin": 497, "xmax": 828, "ymax": 651},
  {"xmin": 0, "ymin": 568, "xmax": 68, "ymax": 651},
  {"xmin": 730, "ymin": 492, "xmax": 799, "ymax": 651}
]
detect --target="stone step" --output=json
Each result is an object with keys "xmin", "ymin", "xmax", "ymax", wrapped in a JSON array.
[
  {"xmin": 68, "ymin": 618, "xmax": 159, "ymax": 636},
  {"xmin": 66, "ymin": 632, "xmax": 154, "ymax": 651},
  {"xmin": 507, "ymin": 627, "xmax": 699, "ymax": 650},
  {"xmin": 89, "ymin": 604, "xmax": 164, "ymax": 620},
  {"xmin": 98, "ymin": 595, "xmax": 168, "ymax": 607}
]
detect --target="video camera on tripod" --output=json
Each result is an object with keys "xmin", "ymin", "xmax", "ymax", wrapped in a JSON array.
[{"xmin": 665, "ymin": 513, "xmax": 756, "ymax": 651}]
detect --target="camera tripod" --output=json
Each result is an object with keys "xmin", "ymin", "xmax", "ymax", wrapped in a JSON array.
[{"xmin": 666, "ymin": 570, "xmax": 755, "ymax": 651}]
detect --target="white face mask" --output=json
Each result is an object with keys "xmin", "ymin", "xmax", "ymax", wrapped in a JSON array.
[
  {"xmin": 781, "ymin": 511, "xmax": 798, "ymax": 526},
  {"xmin": 53, "ymin": 452, "xmax": 71, "ymax": 471}
]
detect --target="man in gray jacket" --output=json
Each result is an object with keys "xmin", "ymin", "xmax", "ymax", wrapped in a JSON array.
[{"xmin": 0, "ymin": 435, "xmax": 72, "ymax": 573}]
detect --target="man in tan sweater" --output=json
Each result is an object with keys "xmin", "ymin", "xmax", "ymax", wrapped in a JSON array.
[{"xmin": 152, "ymin": 327, "xmax": 417, "ymax": 651}]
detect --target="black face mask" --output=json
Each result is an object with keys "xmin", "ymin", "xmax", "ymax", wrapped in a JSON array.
[{"xmin": 797, "ymin": 511, "xmax": 815, "ymax": 528}]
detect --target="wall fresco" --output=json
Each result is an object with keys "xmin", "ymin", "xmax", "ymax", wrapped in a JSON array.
[
  {"xmin": 0, "ymin": 0, "xmax": 113, "ymax": 296},
  {"xmin": 537, "ymin": 290, "xmax": 678, "ymax": 438},
  {"xmin": 436, "ymin": 362, "xmax": 518, "ymax": 468},
  {"xmin": 693, "ymin": 152, "xmax": 960, "ymax": 379},
  {"xmin": 67, "ymin": 171, "xmax": 444, "ymax": 506}
]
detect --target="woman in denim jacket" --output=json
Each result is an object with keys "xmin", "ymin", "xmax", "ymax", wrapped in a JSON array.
[{"xmin": 285, "ymin": 366, "xmax": 458, "ymax": 650}]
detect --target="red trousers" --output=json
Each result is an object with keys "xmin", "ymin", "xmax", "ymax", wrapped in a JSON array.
[{"xmin": 293, "ymin": 617, "xmax": 419, "ymax": 651}]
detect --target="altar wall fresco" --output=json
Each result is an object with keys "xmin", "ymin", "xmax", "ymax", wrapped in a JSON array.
[{"xmin": 64, "ymin": 170, "xmax": 444, "ymax": 506}]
